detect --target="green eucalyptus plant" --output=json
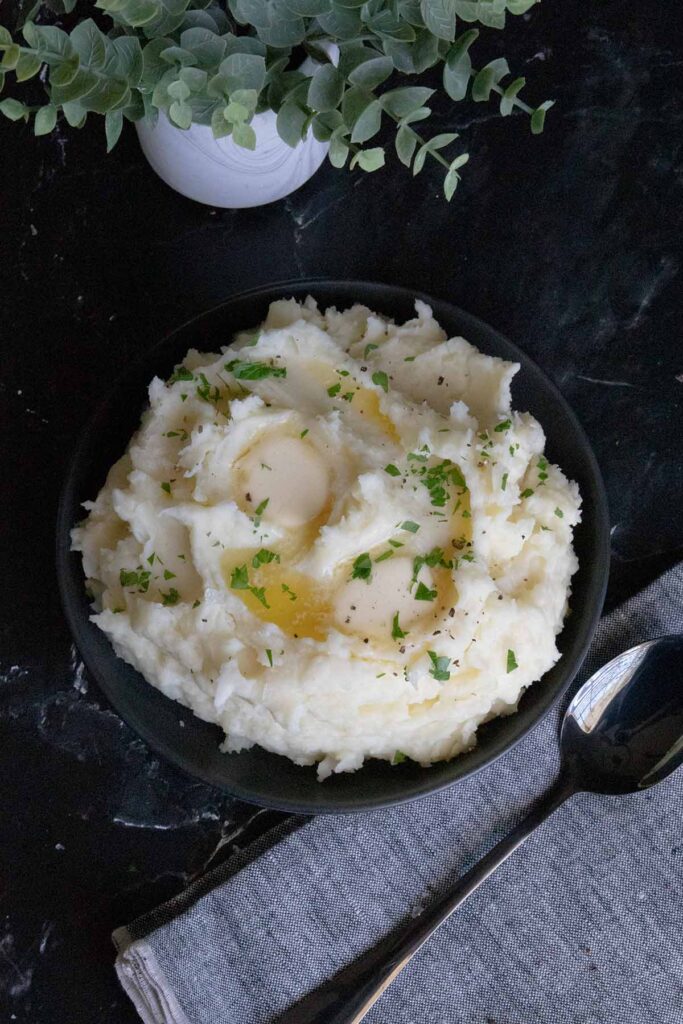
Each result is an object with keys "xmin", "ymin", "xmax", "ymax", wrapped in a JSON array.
[{"xmin": 0, "ymin": 0, "xmax": 553, "ymax": 199}]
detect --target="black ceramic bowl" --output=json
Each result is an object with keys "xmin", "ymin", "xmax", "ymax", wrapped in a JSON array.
[{"xmin": 56, "ymin": 281, "xmax": 610, "ymax": 814}]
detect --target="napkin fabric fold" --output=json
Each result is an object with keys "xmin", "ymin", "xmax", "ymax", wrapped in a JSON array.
[{"xmin": 114, "ymin": 565, "xmax": 683, "ymax": 1024}]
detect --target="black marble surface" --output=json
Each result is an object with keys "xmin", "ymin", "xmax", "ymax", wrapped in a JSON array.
[{"xmin": 1, "ymin": 1, "xmax": 682, "ymax": 1021}]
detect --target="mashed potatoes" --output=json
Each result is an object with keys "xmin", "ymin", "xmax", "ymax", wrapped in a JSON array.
[{"xmin": 72, "ymin": 298, "xmax": 580, "ymax": 779}]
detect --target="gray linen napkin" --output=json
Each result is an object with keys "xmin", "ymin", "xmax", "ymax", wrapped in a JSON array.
[{"xmin": 114, "ymin": 565, "xmax": 683, "ymax": 1024}]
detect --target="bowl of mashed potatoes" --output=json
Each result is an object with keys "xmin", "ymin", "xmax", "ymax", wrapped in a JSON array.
[{"xmin": 57, "ymin": 282, "xmax": 609, "ymax": 813}]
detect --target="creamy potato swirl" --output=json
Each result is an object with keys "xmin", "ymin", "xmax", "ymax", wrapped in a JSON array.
[{"xmin": 72, "ymin": 298, "xmax": 580, "ymax": 779}]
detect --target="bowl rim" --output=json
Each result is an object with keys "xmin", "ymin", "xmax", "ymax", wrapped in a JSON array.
[{"xmin": 56, "ymin": 278, "xmax": 610, "ymax": 814}]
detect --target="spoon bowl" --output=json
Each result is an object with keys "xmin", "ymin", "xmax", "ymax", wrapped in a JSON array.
[{"xmin": 561, "ymin": 635, "xmax": 683, "ymax": 794}]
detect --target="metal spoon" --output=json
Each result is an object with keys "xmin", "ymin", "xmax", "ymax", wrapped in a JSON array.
[{"xmin": 280, "ymin": 635, "xmax": 683, "ymax": 1024}]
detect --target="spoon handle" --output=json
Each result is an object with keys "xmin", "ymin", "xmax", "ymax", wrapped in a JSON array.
[{"xmin": 281, "ymin": 775, "xmax": 575, "ymax": 1024}]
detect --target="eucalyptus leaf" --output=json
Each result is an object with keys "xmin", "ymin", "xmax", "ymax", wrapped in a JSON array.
[
  {"xmin": 307, "ymin": 64, "xmax": 344, "ymax": 112},
  {"xmin": 350, "ymin": 146, "xmax": 385, "ymax": 172},
  {"xmin": 0, "ymin": 97, "xmax": 29, "ymax": 121},
  {"xmin": 34, "ymin": 104, "xmax": 57, "ymax": 136},
  {"xmin": 380, "ymin": 86, "xmax": 434, "ymax": 119},
  {"xmin": 105, "ymin": 108, "xmax": 124, "ymax": 149},
  {"xmin": 347, "ymin": 55, "xmax": 393, "ymax": 89},
  {"xmin": 276, "ymin": 100, "xmax": 307, "ymax": 147},
  {"xmin": 350, "ymin": 98, "xmax": 381, "ymax": 143},
  {"xmin": 232, "ymin": 120, "xmax": 256, "ymax": 148}
]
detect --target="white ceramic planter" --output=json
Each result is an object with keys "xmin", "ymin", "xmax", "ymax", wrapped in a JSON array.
[{"xmin": 136, "ymin": 108, "xmax": 329, "ymax": 209}]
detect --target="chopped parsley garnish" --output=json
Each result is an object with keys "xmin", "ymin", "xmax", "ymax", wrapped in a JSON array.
[
  {"xmin": 537, "ymin": 456, "xmax": 549, "ymax": 483},
  {"xmin": 253, "ymin": 498, "xmax": 269, "ymax": 522},
  {"xmin": 554, "ymin": 507, "xmax": 564, "ymax": 519},
  {"xmin": 372, "ymin": 370, "xmax": 389, "ymax": 393},
  {"xmin": 195, "ymin": 372, "xmax": 221, "ymax": 405},
  {"xmin": 404, "ymin": 356, "xmax": 416, "ymax": 362},
  {"xmin": 428, "ymin": 651, "xmax": 451, "ymax": 682},
  {"xmin": 501, "ymin": 472, "xmax": 508, "ymax": 491},
  {"xmin": 251, "ymin": 586, "xmax": 269, "ymax": 608},
  {"xmin": 327, "ymin": 383, "xmax": 341, "ymax": 397},
  {"xmin": 281, "ymin": 583, "xmax": 297, "ymax": 601},
  {"xmin": 364, "ymin": 343, "xmax": 378, "ymax": 358},
  {"xmin": 230, "ymin": 565, "xmax": 250, "ymax": 590},
  {"xmin": 375, "ymin": 549, "xmax": 394, "ymax": 562},
  {"xmin": 391, "ymin": 612, "xmax": 407, "ymax": 640},
  {"xmin": 161, "ymin": 588, "xmax": 180, "ymax": 606},
  {"xmin": 415, "ymin": 582, "xmax": 437, "ymax": 601},
  {"xmin": 521, "ymin": 488, "xmax": 534, "ymax": 499},
  {"xmin": 163, "ymin": 569, "xmax": 176, "ymax": 580},
  {"xmin": 412, "ymin": 547, "xmax": 453, "ymax": 585},
  {"xmin": 388, "ymin": 539, "xmax": 404, "ymax": 548},
  {"xmin": 384, "ymin": 464, "xmax": 401, "ymax": 477},
  {"xmin": 225, "ymin": 360, "xmax": 286, "ymax": 380},
  {"xmin": 351, "ymin": 553, "xmax": 372, "ymax": 583},
  {"xmin": 494, "ymin": 419, "xmax": 512, "ymax": 432},
  {"xmin": 265, "ymin": 649, "xmax": 273, "ymax": 667},
  {"xmin": 341, "ymin": 391, "xmax": 354, "ymax": 402},
  {"xmin": 230, "ymin": 564, "xmax": 270, "ymax": 608},
  {"xmin": 160, "ymin": 481, "xmax": 172, "ymax": 495},
  {"xmin": 462, "ymin": 509, "xmax": 471, "ymax": 519},
  {"xmin": 300, "ymin": 428, "xmax": 309, "ymax": 438},
  {"xmin": 120, "ymin": 568, "xmax": 151, "ymax": 593},
  {"xmin": 192, "ymin": 599, "xmax": 201, "ymax": 609},
  {"xmin": 507, "ymin": 649, "xmax": 518, "ymax": 673},
  {"xmin": 401, "ymin": 520, "xmax": 420, "ymax": 533},
  {"xmin": 168, "ymin": 365, "xmax": 194, "ymax": 384},
  {"xmin": 415, "ymin": 459, "xmax": 467, "ymax": 508},
  {"xmin": 252, "ymin": 548, "xmax": 280, "ymax": 568},
  {"xmin": 392, "ymin": 750, "xmax": 407, "ymax": 764},
  {"xmin": 147, "ymin": 553, "xmax": 156, "ymax": 566}
]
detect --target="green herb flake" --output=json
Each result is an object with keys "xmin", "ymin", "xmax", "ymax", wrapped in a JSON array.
[
  {"xmin": 281, "ymin": 583, "xmax": 297, "ymax": 601},
  {"xmin": 375, "ymin": 549, "xmax": 394, "ymax": 563},
  {"xmin": 521, "ymin": 488, "xmax": 534, "ymax": 499},
  {"xmin": 501, "ymin": 472, "xmax": 508, "ymax": 491},
  {"xmin": 494, "ymin": 418, "xmax": 512, "ymax": 432},
  {"xmin": 250, "ymin": 586, "xmax": 270, "ymax": 608},
  {"xmin": 168, "ymin": 365, "xmax": 194, "ymax": 384},
  {"xmin": 265, "ymin": 648, "xmax": 273, "ymax": 667},
  {"xmin": 507, "ymin": 649, "xmax": 518, "ymax": 673},
  {"xmin": 161, "ymin": 588, "xmax": 180, "ymax": 607},
  {"xmin": 225, "ymin": 360, "xmax": 286, "ymax": 380},
  {"xmin": 364, "ymin": 343, "xmax": 379, "ymax": 359},
  {"xmin": 192, "ymin": 599, "xmax": 201, "ymax": 609},
  {"xmin": 372, "ymin": 370, "xmax": 389, "ymax": 393},
  {"xmin": 253, "ymin": 498, "xmax": 269, "ymax": 520},
  {"xmin": 403, "ymin": 356, "xmax": 416, "ymax": 362},
  {"xmin": 392, "ymin": 750, "xmax": 407, "ymax": 764},
  {"xmin": 119, "ymin": 568, "xmax": 151, "ymax": 593},
  {"xmin": 351, "ymin": 553, "xmax": 372, "ymax": 583},
  {"xmin": 388, "ymin": 539, "xmax": 404, "ymax": 548},
  {"xmin": 384, "ymin": 464, "xmax": 401, "ymax": 477},
  {"xmin": 415, "ymin": 582, "xmax": 437, "ymax": 601},
  {"xmin": 163, "ymin": 569, "xmax": 176, "ymax": 580},
  {"xmin": 401, "ymin": 520, "xmax": 420, "ymax": 533},
  {"xmin": 391, "ymin": 612, "xmax": 407, "ymax": 640},
  {"xmin": 300, "ymin": 429, "xmax": 309, "ymax": 438},
  {"xmin": 252, "ymin": 548, "xmax": 280, "ymax": 568},
  {"xmin": 428, "ymin": 651, "xmax": 451, "ymax": 682},
  {"xmin": 554, "ymin": 507, "xmax": 564, "ymax": 518},
  {"xmin": 327, "ymin": 383, "xmax": 341, "ymax": 397},
  {"xmin": 147, "ymin": 553, "xmax": 156, "ymax": 566},
  {"xmin": 160, "ymin": 482, "xmax": 171, "ymax": 495},
  {"xmin": 230, "ymin": 565, "xmax": 250, "ymax": 591}
]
